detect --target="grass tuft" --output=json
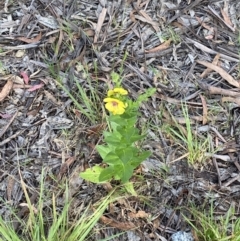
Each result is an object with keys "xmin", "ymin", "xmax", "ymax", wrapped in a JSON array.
[
  {"xmin": 0, "ymin": 169, "xmax": 121, "ymax": 241},
  {"xmin": 183, "ymin": 203, "xmax": 240, "ymax": 241}
]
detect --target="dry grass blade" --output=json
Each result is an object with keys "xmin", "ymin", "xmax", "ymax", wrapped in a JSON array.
[{"xmin": 197, "ymin": 60, "xmax": 240, "ymax": 88}]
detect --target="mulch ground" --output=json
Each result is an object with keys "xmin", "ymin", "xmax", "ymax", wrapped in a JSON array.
[{"xmin": 0, "ymin": 0, "xmax": 240, "ymax": 240}]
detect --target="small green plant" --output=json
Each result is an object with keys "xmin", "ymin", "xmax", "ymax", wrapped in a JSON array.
[
  {"xmin": 48, "ymin": 62, "xmax": 101, "ymax": 123},
  {"xmin": 80, "ymin": 72, "xmax": 156, "ymax": 184},
  {"xmin": 184, "ymin": 203, "xmax": 240, "ymax": 241},
  {"xmin": 157, "ymin": 27, "xmax": 180, "ymax": 44},
  {"xmin": 162, "ymin": 103, "xmax": 211, "ymax": 165}
]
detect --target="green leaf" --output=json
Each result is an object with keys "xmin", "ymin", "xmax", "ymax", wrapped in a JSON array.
[
  {"xmin": 115, "ymin": 147, "xmax": 134, "ymax": 164},
  {"xmin": 111, "ymin": 71, "xmax": 120, "ymax": 85},
  {"xmin": 136, "ymin": 88, "xmax": 156, "ymax": 104},
  {"xmin": 123, "ymin": 182, "xmax": 137, "ymax": 196},
  {"xmin": 99, "ymin": 165, "xmax": 122, "ymax": 182},
  {"xmin": 110, "ymin": 115, "xmax": 137, "ymax": 128},
  {"xmin": 104, "ymin": 152, "xmax": 121, "ymax": 165},
  {"xmin": 80, "ymin": 165, "xmax": 106, "ymax": 183},
  {"xmin": 96, "ymin": 145, "xmax": 111, "ymax": 159},
  {"xmin": 137, "ymin": 150, "xmax": 151, "ymax": 162},
  {"xmin": 104, "ymin": 131, "xmax": 122, "ymax": 145},
  {"xmin": 103, "ymin": 130, "xmax": 121, "ymax": 139},
  {"xmin": 125, "ymin": 116, "xmax": 138, "ymax": 126},
  {"xmin": 131, "ymin": 151, "xmax": 151, "ymax": 166},
  {"xmin": 120, "ymin": 163, "xmax": 134, "ymax": 183},
  {"xmin": 120, "ymin": 128, "xmax": 144, "ymax": 143},
  {"xmin": 109, "ymin": 114, "xmax": 122, "ymax": 124}
]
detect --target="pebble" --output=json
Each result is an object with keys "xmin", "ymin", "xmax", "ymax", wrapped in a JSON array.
[{"xmin": 171, "ymin": 231, "xmax": 194, "ymax": 241}]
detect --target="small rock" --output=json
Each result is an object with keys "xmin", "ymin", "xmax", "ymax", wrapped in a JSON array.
[
  {"xmin": 127, "ymin": 231, "xmax": 141, "ymax": 241},
  {"xmin": 171, "ymin": 231, "xmax": 194, "ymax": 241}
]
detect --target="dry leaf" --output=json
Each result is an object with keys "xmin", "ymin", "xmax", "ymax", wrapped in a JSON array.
[
  {"xmin": 13, "ymin": 84, "xmax": 31, "ymax": 89},
  {"xmin": 198, "ymin": 82, "xmax": 240, "ymax": 97},
  {"xmin": 0, "ymin": 79, "xmax": 13, "ymax": 101},
  {"xmin": 28, "ymin": 83, "xmax": 44, "ymax": 92},
  {"xmin": 130, "ymin": 10, "xmax": 136, "ymax": 22},
  {"xmin": 221, "ymin": 7, "xmax": 233, "ymax": 27},
  {"xmin": 208, "ymin": 5, "xmax": 235, "ymax": 32},
  {"xmin": 197, "ymin": 60, "xmax": 240, "ymax": 88},
  {"xmin": 129, "ymin": 210, "xmax": 149, "ymax": 219},
  {"xmin": 20, "ymin": 71, "xmax": 29, "ymax": 84},
  {"xmin": 58, "ymin": 157, "xmax": 76, "ymax": 180},
  {"xmin": 12, "ymin": 75, "xmax": 24, "ymax": 84},
  {"xmin": 27, "ymin": 103, "xmax": 42, "ymax": 117},
  {"xmin": 205, "ymin": 35, "xmax": 214, "ymax": 40},
  {"xmin": 222, "ymin": 97, "xmax": 240, "ymax": 106},
  {"xmin": 94, "ymin": 8, "xmax": 107, "ymax": 43},
  {"xmin": 156, "ymin": 93, "xmax": 202, "ymax": 106},
  {"xmin": 84, "ymin": 29, "xmax": 95, "ymax": 37},
  {"xmin": 0, "ymin": 113, "xmax": 12, "ymax": 118},
  {"xmin": 19, "ymin": 203, "xmax": 38, "ymax": 214},
  {"xmin": 200, "ymin": 95, "xmax": 208, "ymax": 125},
  {"xmin": 44, "ymin": 90, "xmax": 62, "ymax": 105},
  {"xmin": 17, "ymin": 32, "xmax": 42, "ymax": 44},
  {"xmin": 145, "ymin": 39, "xmax": 171, "ymax": 53},
  {"xmin": 200, "ymin": 53, "xmax": 220, "ymax": 78},
  {"xmin": 196, "ymin": 16, "xmax": 214, "ymax": 32},
  {"xmin": 139, "ymin": 10, "xmax": 160, "ymax": 32},
  {"xmin": 7, "ymin": 176, "xmax": 15, "ymax": 201},
  {"xmin": 100, "ymin": 215, "xmax": 136, "ymax": 230},
  {"xmin": 135, "ymin": 15, "xmax": 159, "ymax": 32}
]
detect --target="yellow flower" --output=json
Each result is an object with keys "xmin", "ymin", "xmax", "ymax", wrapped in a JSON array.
[
  {"xmin": 104, "ymin": 98, "xmax": 127, "ymax": 115},
  {"xmin": 107, "ymin": 87, "xmax": 128, "ymax": 97}
]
